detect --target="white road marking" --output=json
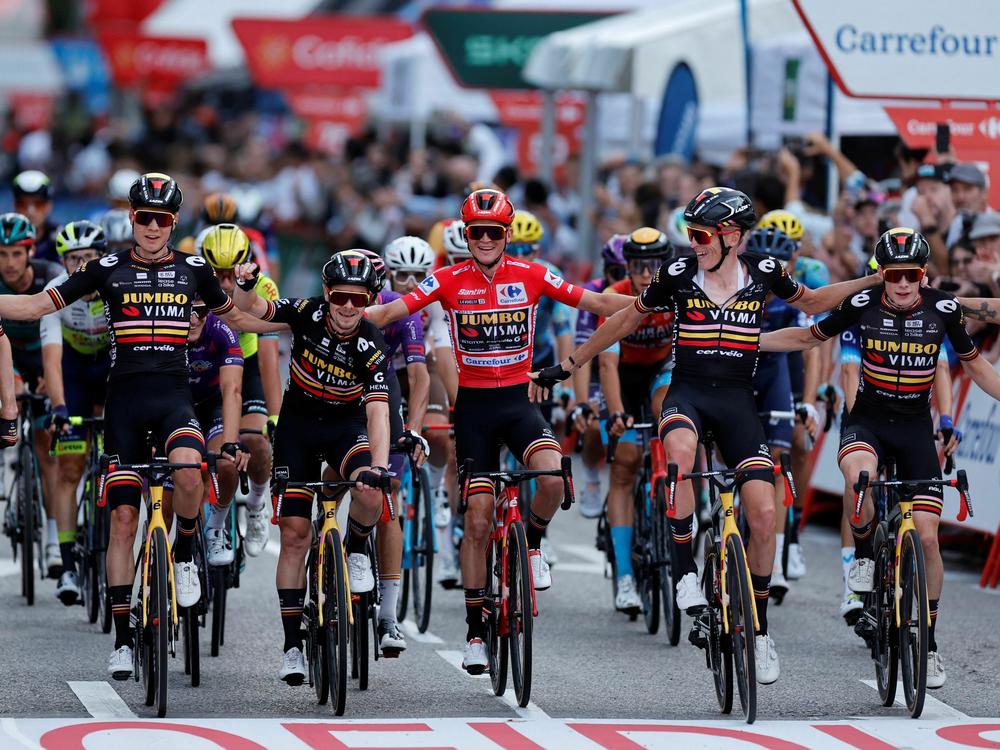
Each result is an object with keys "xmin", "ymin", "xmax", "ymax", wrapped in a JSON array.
[
  {"xmin": 436, "ymin": 650, "xmax": 551, "ymax": 720},
  {"xmin": 0, "ymin": 559, "xmax": 19, "ymax": 577},
  {"xmin": 550, "ymin": 562, "xmax": 604, "ymax": 576},
  {"xmin": 0, "ymin": 718, "xmax": 44, "ymax": 750},
  {"xmin": 558, "ymin": 543, "xmax": 606, "ymax": 567},
  {"xmin": 400, "ymin": 619, "xmax": 444, "ymax": 643},
  {"xmin": 67, "ymin": 681, "xmax": 137, "ymax": 719},
  {"xmin": 860, "ymin": 679, "xmax": 968, "ymax": 719}
]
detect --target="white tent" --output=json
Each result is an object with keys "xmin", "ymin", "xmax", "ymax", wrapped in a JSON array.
[
  {"xmin": 0, "ymin": 43, "xmax": 64, "ymax": 96},
  {"xmin": 142, "ymin": 0, "xmax": 320, "ymax": 68}
]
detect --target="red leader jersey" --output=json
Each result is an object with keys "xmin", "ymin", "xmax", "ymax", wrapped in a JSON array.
[{"xmin": 402, "ymin": 256, "xmax": 584, "ymax": 388}]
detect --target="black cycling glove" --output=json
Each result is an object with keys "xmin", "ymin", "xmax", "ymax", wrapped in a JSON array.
[
  {"xmin": 358, "ymin": 466, "xmax": 391, "ymax": 491},
  {"xmin": 532, "ymin": 363, "xmax": 572, "ymax": 391}
]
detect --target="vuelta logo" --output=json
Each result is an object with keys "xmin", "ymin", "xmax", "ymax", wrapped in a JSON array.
[{"xmin": 121, "ymin": 306, "xmax": 140, "ymax": 318}]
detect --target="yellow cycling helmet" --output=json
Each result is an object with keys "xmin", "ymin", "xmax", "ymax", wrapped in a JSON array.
[
  {"xmin": 511, "ymin": 210, "xmax": 544, "ymax": 245},
  {"xmin": 199, "ymin": 223, "xmax": 251, "ymax": 270},
  {"xmin": 757, "ymin": 209, "xmax": 804, "ymax": 242}
]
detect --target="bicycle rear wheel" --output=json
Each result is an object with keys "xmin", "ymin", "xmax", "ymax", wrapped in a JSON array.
[
  {"xmin": 324, "ymin": 530, "xmax": 349, "ymax": 715},
  {"xmin": 703, "ymin": 531, "xmax": 733, "ymax": 714},
  {"xmin": 654, "ymin": 480, "xmax": 680, "ymax": 646},
  {"xmin": 872, "ymin": 524, "xmax": 898, "ymax": 707},
  {"xmin": 18, "ymin": 441, "xmax": 35, "ymax": 606},
  {"xmin": 413, "ymin": 466, "xmax": 434, "ymax": 633},
  {"xmin": 508, "ymin": 521, "xmax": 533, "ymax": 707},
  {"xmin": 148, "ymin": 527, "xmax": 170, "ymax": 717},
  {"xmin": 725, "ymin": 535, "xmax": 757, "ymax": 724},
  {"xmin": 211, "ymin": 566, "xmax": 227, "ymax": 656},
  {"xmin": 351, "ymin": 592, "xmax": 370, "ymax": 690},
  {"xmin": 898, "ymin": 529, "xmax": 928, "ymax": 718},
  {"xmin": 636, "ymin": 484, "xmax": 660, "ymax": 634},
  {"xmin": 487, "ymin": 539, "xmax": 507, "ymax": 696}
]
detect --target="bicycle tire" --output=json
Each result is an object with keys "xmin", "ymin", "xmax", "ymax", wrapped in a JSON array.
[
  {"xmin": 487, "ymin": 539, "xmax": 508, "ymax": 696},
  {"xmin": 636, "ymin": 483, "xmax": 660, "ymax": 635},
  {"xmin": 725, "ymin": 535, "xmax": 757, "ymax": 724},
  {"xmin": 18, "ymin": 440, "xmax": 35, "ymax": 605},
  {"xmin": 150, "ymin": 526, "xmax": 170, "ymax": 717},
  {"xmin": 183, "ymin": 605, "xmax": 200, "ymax": 687},
  {"xmin": 703, "ymin": 531, "xmax": 733, "ymax": 714},
  {"xmin": 414, "ymin": 465, "xmax": 434, "ymax": 633},
  {"xmin": 307, "ymin": 598, "xmax": 326, "ymax": 703},
  {"xmin": 654, "ymin": 480, "xmax": 681, "ymax": 646},
  {"xmin": 898, "ymin": 529, "xmax": 928, "ymax": 718},
  {"xmin": 397, "ymin": 480, "xmax": 411, "ymax": 623},
  {"xmin": 872, "ymin": 523, "xmax": 898, "ymax": 706},
  {"xmin": 211, "ymin": 566, "xmax": 226, "ymax": 657},
  {"xmin": 508, "ymin": 521, "xmax": 533, "ymax": 707},
  {"xmin": 351, "ymin": 593, "xmax": 370, "ymax": 690},
  {"xmin": 324, "ymin": 530, "xmax": 349, "ymax": 715}
]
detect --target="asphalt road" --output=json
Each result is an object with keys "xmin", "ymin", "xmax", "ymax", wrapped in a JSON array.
[{"xmin": 1, "ymin": 480, "xmax": 997, "ymax": 729}]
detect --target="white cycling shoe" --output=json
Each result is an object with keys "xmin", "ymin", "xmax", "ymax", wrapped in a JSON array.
[
  {"xmin": 848, "ymin": 558, "xmax": 875, "ymax": 593},
  {"xmin": 927, "ymin": 651, "xmax": 947, "ymax": 688},
  {"xmin": 108, "ymin": 645, "xmax": 134, "ymax": 681},
  {"xmin": 529, "ymin": 548, "xmax": 551, "ymax": 591},
  {"xmin": 676, "ymin": 571, "xmax": 708, "ymax": 612},
  {"xmin": 755, "ymin": 634, "xmax": 780, "ymax": 684},
  {"xmin": 174, "ymin": 561, "xmax": 202, "ymax": 608},
  {"xmin": 615, "ymin": 575, "xmax": 642, "ymax": 613},
  {"xmin": 280, "ymin": 647, "xmax": 306, "ymax": 686},
  {"xmin": 787, "ymin": 542, "xmax": 807, "ymax": 579},
  {"xmin": 206, "ymin": 528, "xmax": 234, "ymax": 566},
  {"xmin": 244, "ymin": 505, "xmax": 270, "ymax": 557},
  {"xmin": 462, "ymin": 638, "xmax": 489, "ymax": 675},
  {"xmin": 347, "ymin": 553, "xmax": 375, "ymax": 593}
]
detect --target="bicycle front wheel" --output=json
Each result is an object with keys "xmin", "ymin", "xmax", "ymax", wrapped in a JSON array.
[
  {"xmin": 324, "ymin": 530, "xmax": 349, "ymax": 715},
  {"xmin": 703, "ymin": 531, "xmax": 733, "ymax": 714},
  {"xmin": 872, "ymin": 523, "xmax": 898, "ymax": 706},
  {"xmin": 654, "ymin": 480, "xmax": 680, "ymax": 646},
  {"xmin": 487, "ymin": 539, "xmax": 507, "ymax": 696},
  {"xmin": 724, "ymin": 535, "xmax": 757, "ymax": 724},
  {"xmin": 148, "ymin": 527, "xmax": 170, "ymax": 717},
  {"xmin": 508, "ymin": 521, "xmax": 533, "ymax": 707},
  {"xmin": 18, "ymin": 441, "xmax": 36, "ymax": 605},
  {"xmin": 413, "ymin": 465, "xmax": 435, "ymax": 633},
  {"xmin": 899, "ymin": 529, "xmax": 928, "ymax": 718},
  {"xmin": 636, "ymin": 485, "xmax": 660, "ymax": 635}
]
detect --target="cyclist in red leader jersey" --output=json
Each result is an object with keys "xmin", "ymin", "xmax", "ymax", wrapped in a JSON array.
[{"xmin": 365, "ymin": 188, "xmax": 632, "ymax": 673}]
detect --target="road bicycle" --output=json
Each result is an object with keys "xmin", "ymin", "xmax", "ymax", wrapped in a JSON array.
[
  {"xmin": 669, "ymin": 432, "xmax": 797, "ymax": 725},
  {"xmin": 852, "ymin": 461, "xmax": 972, "ymax": 719},
  {"xmin": 271, "ymin": 470, "xmax": 390, "ymax": 715},
  {"xmin": 395, "ymin": 437, "xmax": 435, "ymax": 633},
  {"xmin": 459, "ymin": 456, "xmax": 574, "ymax": 708},
  {"xmin": 3, "ymin": 392, "xmax": 48, "ymax": 606},
  {"xmin": 605, "ymin": 418, "xmax": 680, "ymax": 645},
  {"xmin": 98, "ymin": 452, "xmax": 223, "ymax": 717}
]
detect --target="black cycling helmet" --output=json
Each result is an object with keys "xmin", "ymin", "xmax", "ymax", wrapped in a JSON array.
[
  {"xmin": 322, "ymin": 250, "xmax": 381, "ymax": 293},
  {"xmin": 745, "ymin": 226, "xmax": 798, "ymax": 263},
  {"xmin": 684, "ymin": 186, "xmax": 756, "ymax": 271},
  {"xmin": 683, "ymin": 187, "xmax": 756, "ymax": 231},
  {"xmin": 873, "ymin": 227, "xmax": 930, "ymax": 267},
  {"xmin": 12, "ymin": 170, "xmax": 51, "ymax": 202},
  {"xmin": 622, "ymin": 227, "xmax": 671, "ymax": 260},
  {"xmin": 129, "ymin": 172, "xmax": 183, "ymax": 213}
]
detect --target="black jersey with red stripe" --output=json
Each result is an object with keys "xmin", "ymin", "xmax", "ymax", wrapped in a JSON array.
[
  {"xmin": 635, "ymin": 251, "xmax": 802, "ymax": 383},
  {"xmin": 263, "ymin": 296, "xmax": 391, "ymax": 416},
  {"xmin": 46, "ymin": 248, "xmax": 233, "ymax": 379},
  {"xmin": 812, "ymin": 286, "xmax": 977, "ymax": 414}
]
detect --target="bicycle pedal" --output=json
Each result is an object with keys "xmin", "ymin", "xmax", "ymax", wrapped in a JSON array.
[
  {"xmin": 769, "ymin": 588, "xmax": 787, "ymax": 605},
  {"xmin": 381, "ymin": 650, "xmax": 402, "ymax": 659},
  {"xmin": 843, "ymin": 609, "xmax": 862, "ymax": 627},
  {"xmin": 683, "ymin": 604, "xmax": 707, "ymax": 616}
]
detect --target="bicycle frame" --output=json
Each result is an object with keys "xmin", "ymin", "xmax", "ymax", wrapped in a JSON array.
[
  {"xmin": 316, "ymin": 495, "xmax": 353, "ymax": 628},
  {"xmin": 142, "ymin": 484, "xmax": 179, "ymax": 629},
  {"xmin": 494, "ymin": 485, "xmax": 538, "ymax": 630}
]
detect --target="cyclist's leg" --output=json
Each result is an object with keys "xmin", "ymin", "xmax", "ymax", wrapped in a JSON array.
[
  {"xmin": 754, "ymin": 360, "xmax": 794, "ymax": 584},
  {"xmin": 837, "ymin": 410, "xmax": 881, "ymax": 566},
  {"xmin": 658, "ymin": 382, "xmax": 703, "ymax": 579},
  {"xmin": 239, "ymin": 355, "xmax": 271, "ymax": 513},
  {"xmin": 377, "ymin": 376, "xmax": 406, "ymax": 629},
  {"xmin": 453, "ymin": 386, "xmax": 501, "ymax": 644}
]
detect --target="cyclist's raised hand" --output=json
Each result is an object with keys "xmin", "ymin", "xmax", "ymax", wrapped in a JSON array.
[
  {"xmin": 221, "ymin": 441, "xmax": 251, "ymax": 472},
  {"xmin": 234, "ymin": 262, "xmax": 260, "ymax": 290},
  {"xmin": 607, "ymin": 411, "xmax": 633, "ymax": 438},
  {"xmin": 937, "ymin": 414, "xmax": 962, "ymax": 456}
]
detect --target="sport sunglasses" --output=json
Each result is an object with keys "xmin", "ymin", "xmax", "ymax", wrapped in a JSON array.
[
  {"xmin": 627, "ymin": 258, "xmax": 660, "ymax": 275},
  {"xmin": 391, "ymin": 269, "xmax": 427, "ymax": 286},
  {"xmin": 466, "ymin": 225, "xmax": 506, "ymax": 241},
  {"xmin": 882, "ymin": 267, "xmax": 925, "ymax": 284},
  {"xmin": 191, "ymin": 303, "xmax": 209, "ymax": 319},
  {"xmin": 133, "ymin": 210, "xmax": 175, "ymax": 228},
  {"xmin": 686, "ymin": 226, "xmax": 740, "ymax": 245},
  {"xmin": 327, "ymin": 289, "xmax": 372, "ymax": 307}
]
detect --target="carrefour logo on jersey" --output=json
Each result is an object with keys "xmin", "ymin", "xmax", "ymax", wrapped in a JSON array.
[{"xmin": 497, "ymin": 282, "xmax": 527, "ymax": 305}]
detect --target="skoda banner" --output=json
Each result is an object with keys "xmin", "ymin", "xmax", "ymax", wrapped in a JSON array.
[{"xmin": 793, "ymin": 0, "xmax": 1000, "ymax": 100}]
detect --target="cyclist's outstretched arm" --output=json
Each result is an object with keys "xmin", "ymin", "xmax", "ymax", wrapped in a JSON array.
[
  {"xmin": 759, "ymin": 327, "xmax": 821, "ymax": 352},
  {"xmin": 577, "ymin": 289, "xmax": 634, "ymax": 317},
  {"xmin": 0, "ymin": 292, "xmax": 56, "ymax": 322},
  {"xmin": 405, "ymin": 361, "xmax": 430, "ymax": 435},
  {"xmin": 791, "ymin": 274, "xmax": 878, "ymax": 315},
  {"xmin": 960, "ymin": 354, "xmax": 1000, "ymax": 400},
  {"xmin": 958, "ymin": 298, "xmax": 1000, "ymax": 323},
  {"xmin": 0, "ymin": 332, "xmax": 16, "ymax": 420},
  {"xmin": 233, "ymin": 263, "xmax": 269, "ymax": 317},
  {"xmin": 220, "ymin": 364, "xmax": 244, "ymax": 446},
  {"xmin": 366, "ymin": 297, "xmax": 411, "ymax": 328},
  {"xmin": 366, "ymin": 399, "xmax": 391, "ymax": 471},
  {"xmin": 567, "ymin": 302, "xmax": 646, "ymax": 374},
  {"xmin": 219, "ymin": 307, "xmax": 287, "ymax": 335}
]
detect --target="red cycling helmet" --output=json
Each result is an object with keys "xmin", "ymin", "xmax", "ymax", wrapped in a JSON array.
[{"xmin": 460, "ymin": 189, "xmax": 515, "ymax": 226}]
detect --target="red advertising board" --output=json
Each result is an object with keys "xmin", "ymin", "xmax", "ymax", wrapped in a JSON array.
[
  {"xmin": 87, "ymin": 0, "xmax": 164, "ymax": 25},
  {"xmin": 490, "ymin": 91, "xmax": 586, "ymax": 177},
  {"xmin": 287, "ymin": 89, "xmax": 369, "ymax": 155},
  {"xmin": 97, "ymin": 29, "xmax": 209, "ymax": 88},
  {"xmin": 232, "ymin": 16, "xmax": 412, "ymax": 90}
]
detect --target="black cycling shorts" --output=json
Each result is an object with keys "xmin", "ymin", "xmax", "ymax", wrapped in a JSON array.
[
  {"xmin": 753, "ymin": 358, "xmax": 794, "ymax": 450},
  {"xmin": 453, "ymin": 383, "xmax": 561, "ymax": 496},
  {"xmin": 658, "ymin": 377, "xmax": 774, "ymax": 486},
  {"xmin": 103, "ymin": 373, "xmax": 205, "ymax": 511},
  {"xmin": 194, "ymin": 396, "xmax": 224, "ymax": 444},
  {"xmin": 838, "ymin": 402, "xmax": 943, "ymax": 515},
  {"xmin": 241, "ymin": 354, "xmax": 268, "ymax": 416},
  {"xmin": 271, "ymin": 407, "xmax": 371, "ymax": 520},
  {"xmin": 55, "ymin": 348, "xmax": 109, "ymax": 455}
]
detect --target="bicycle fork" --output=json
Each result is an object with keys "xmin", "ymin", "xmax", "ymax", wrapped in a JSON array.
[
  {"xmin": 718, "ymin": 490, "xmax": 759, "ymax": 635},
  {"xmin": 893, "ymin": 503, "xmax": 929, "ymax": 630}
]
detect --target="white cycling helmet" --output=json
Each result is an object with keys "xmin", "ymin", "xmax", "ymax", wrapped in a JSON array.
[
  {"xmin": 108, "ymin": 169, "xmax": 141, "ymax": 203},
  {"xmin": 100, "ymin": 209, "xmax": 133, "ymax": 246},
  {"xmin": 442, "ymin": 220, "xmax": 471, "ymax": 260},
  {"xmin": 384, "ymin": 236, "xmax": 435, "ymax": 272}
]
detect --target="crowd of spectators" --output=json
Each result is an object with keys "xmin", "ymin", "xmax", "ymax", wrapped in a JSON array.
[{"xmin": 1, "ymin": 88, "xmax": 996, "ymax": 325}]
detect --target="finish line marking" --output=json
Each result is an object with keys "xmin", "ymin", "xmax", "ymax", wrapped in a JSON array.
[
  {"xmin": 67, "ymin": 681, "xmax": 137, "ymax": 719},
  {"xmin": 860, "ymin": 679, "xmax": 968, "ymax": 720}
]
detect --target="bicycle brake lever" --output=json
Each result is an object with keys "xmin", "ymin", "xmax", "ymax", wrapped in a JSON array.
[
  {"xmin": 666, "ymin": 463, "xmax": 678, "ymax": 518},
  {"xmin": 852, "ymin": 471, "xmax": 869, "ymax": 524},
  {"xmin": 560, "ymin": 455, "xmax": 574, "ymax": 510}
]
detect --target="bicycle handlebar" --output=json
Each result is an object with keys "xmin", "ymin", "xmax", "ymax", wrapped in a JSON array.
[
  {"xmin": 853, "ymin": 469, "xmax": 973, "ymax": 524},
  {"xmin": 98, "ymin": 453, "xmax": 224, "ymax": 509},
  {"xmin": 458, "ymin": 456, "xmax": 575, "ymax": 512},
  {"xmin": 605, "ymin": 422, "xmax": 655, "ymax": 464},
  {"xmin": 270, "ymin": 467, "xmax": 393, "ymax": 526}
]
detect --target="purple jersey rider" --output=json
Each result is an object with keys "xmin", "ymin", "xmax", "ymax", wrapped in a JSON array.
[{"xmin": 188, "ymin": 313, "xmax": 244, "ymax": 441}]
